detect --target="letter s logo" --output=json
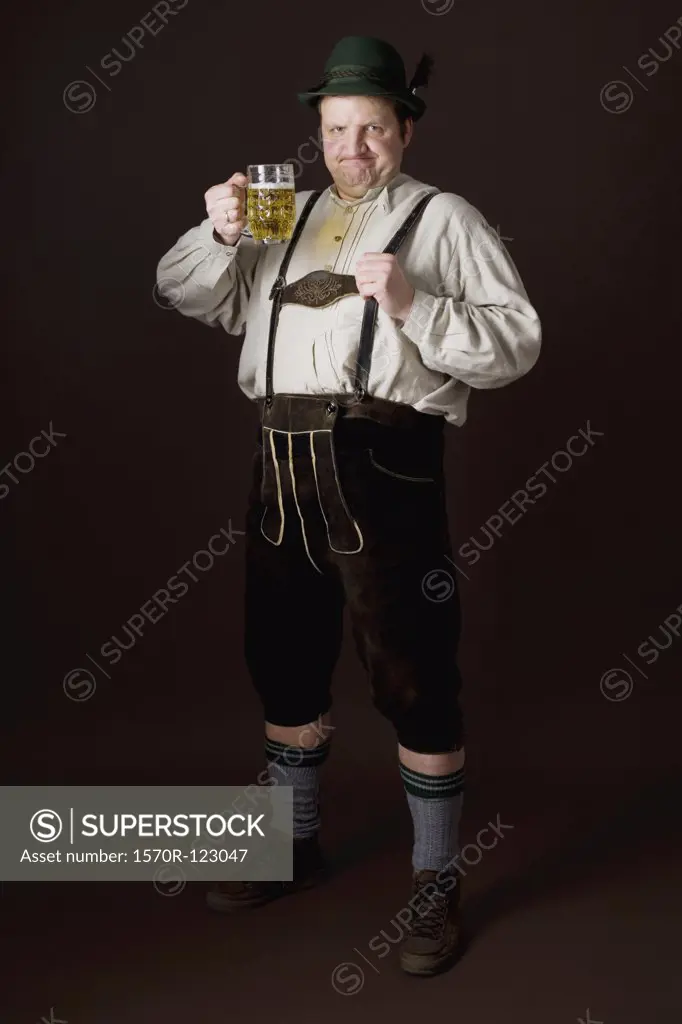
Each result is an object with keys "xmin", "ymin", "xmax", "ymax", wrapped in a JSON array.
[{"xmin": 30, "ymin": 809, "xmax": 63, "ymax": 842}]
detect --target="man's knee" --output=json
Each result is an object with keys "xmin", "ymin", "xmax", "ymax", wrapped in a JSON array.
[
  {"xmin": 370, "ymin": 681, "xmax": 417, "ymax": 729},
  {"xmin": 371, "ymin": 696, "xmax": 462, "ymax": 753}
]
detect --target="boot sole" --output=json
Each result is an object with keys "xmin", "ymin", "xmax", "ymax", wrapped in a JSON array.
[
  {"xmin": 399, "ymin": 947, "xmax": 457, "ymax": 976},
  {"xmin": 399, "ymin": 926, "xmax": 467, "ymax": 977}
]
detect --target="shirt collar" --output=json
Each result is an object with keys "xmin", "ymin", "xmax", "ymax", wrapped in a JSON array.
[{"xmin": 328, "ymin": 172, "xmax": 405, "ymax": 215}]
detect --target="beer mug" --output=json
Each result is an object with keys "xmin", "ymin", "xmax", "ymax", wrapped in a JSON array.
[{"xmin": 246, "ymin": 164, "xmax": 296, "ymax": 244}]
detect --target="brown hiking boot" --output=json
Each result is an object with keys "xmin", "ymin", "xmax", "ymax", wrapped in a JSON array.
[
  {"xmin": 399, "ymin": 868, "xmax": 462, "ymax": 976},
  {"xmin": 205, "ymin": 834, "xmax": 326, "ymax": 912}
]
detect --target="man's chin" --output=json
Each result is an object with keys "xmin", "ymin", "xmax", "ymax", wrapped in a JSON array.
[{"xmin": 339, "ymin": 164, "xmax": 378, "ymax": 187}]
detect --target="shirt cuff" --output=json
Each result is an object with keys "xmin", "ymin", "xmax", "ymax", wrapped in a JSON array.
[
  {"xmin": 198, "ymin": 218, "xmax": 240, "ymax": 256},
  {"xmin": 212, "ymin": 228, "xmax": 245, "ymax": 250}
]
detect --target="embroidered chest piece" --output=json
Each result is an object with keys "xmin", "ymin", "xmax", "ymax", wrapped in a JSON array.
[{"xmin": 279, "ymin": 269, "xmax": 359, "ymax": 309}]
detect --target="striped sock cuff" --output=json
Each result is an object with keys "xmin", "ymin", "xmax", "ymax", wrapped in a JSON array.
[
  {"xmin": 265, "ymin": 735, "xmax": 331, "ymax": 769},
  {"xmin": 399, "ymin": 763, "xmax": 465, "ymax": 800}
]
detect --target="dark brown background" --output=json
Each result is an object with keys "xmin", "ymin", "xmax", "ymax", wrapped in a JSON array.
[{"xmin": 2, "ymin": 0, "xmax": 681, "ymax": 1020}]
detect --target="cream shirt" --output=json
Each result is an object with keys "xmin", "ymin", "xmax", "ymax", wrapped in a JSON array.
[{"xmin": 156, "ymin": 172, "xmax": 541, "ymax": 425}]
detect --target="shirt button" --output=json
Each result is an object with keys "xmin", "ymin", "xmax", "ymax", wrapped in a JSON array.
[{"xmin": 334, "ymin": 235, "xmax": 342, "ymax": 242}]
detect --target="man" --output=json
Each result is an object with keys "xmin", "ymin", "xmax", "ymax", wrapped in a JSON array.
[{"xmin": 157, "ymin": 35, "xmax": 541, "ymax": 977}]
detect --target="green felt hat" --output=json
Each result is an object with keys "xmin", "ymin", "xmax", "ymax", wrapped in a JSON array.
[{"xmin": 297, "ymin": 36, "xmax": 434, "ymax": 121}]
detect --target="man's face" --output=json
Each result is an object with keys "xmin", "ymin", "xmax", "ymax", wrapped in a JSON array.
[{"xmin": 319, "ymin": 95, "xmax": 412, "ymax": 200}]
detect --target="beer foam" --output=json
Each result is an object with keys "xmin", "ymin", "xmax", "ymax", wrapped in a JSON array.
[{"xmin": 248, "ymin": 181, "xmax": 294, "ymax": 189}]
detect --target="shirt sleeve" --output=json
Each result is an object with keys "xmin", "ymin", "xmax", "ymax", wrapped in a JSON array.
[
  {"xmin": 400, "ymin": 203, "xmax": 542, "ymax": 389},
  {"xmin": 156, "ymin": 217, "xmax": 262, "ymax": 335}
]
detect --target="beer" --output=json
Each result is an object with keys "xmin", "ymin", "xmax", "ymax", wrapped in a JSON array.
[
  {"xmin": 246, "ymin": 183, "xmax": 296, "ymax": 243},
  {"xmin": 246, "ymin": 164, "xmax": 296, "ymax": 244}
]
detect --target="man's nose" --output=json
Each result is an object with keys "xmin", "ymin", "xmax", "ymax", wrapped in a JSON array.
[{"xmin": 343, "ymin": 130, "xmax": 369, "ymax": 154}]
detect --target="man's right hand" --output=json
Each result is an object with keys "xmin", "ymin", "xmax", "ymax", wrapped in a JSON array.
[{"xmin": 205, "ymin": 172, "xmax": 248, "ymax": 246}]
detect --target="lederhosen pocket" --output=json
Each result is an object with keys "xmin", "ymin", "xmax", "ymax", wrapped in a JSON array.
[{"xmin": 366, "ymin": 442, "xmax": 439, "ymax": 484}]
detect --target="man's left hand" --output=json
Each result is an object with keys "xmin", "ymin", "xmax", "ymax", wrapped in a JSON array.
[{"xmin": 355, "ymin": 254, "xmax": 415, "ymax": 323}]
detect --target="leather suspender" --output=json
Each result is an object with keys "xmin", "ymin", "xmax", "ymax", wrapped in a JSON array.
[
  {"xmin": 352, "ymin": 190, "xmax": 439, "ymax": 400},
  {"xmin": 265, "ymin": 191, "xmax": 323, "ymax": 405},
  {"xmin": 264, "ymin": 187, "xmax": 439, "ymax": 405}
]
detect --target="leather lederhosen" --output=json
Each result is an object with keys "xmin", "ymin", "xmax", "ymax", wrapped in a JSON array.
[{"xmin": 257, "ymin": 187, "xmax": 441, "ymax": 555}]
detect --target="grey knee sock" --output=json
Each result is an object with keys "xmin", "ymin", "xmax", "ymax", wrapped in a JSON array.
[
  {"xmin": 400, "ymin": 762, "xmax": 464, "ymax": 873},
  {"xmin": 265, "ymin": 736, "xmax": 331, "ymax": 839}
]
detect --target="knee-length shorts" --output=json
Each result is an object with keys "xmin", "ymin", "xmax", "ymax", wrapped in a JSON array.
[{"xmin": 243, "ymin": 399, "xmax": 464, "ymax": 754}]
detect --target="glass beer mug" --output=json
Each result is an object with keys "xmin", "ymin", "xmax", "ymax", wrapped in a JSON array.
[{"xmin": 246, "ymin": 164, "xmax": 296, "ymax": 244}]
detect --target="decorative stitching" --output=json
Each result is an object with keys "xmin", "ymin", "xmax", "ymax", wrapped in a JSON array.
[
  {"xmin": 260, "ymin": 428, "xmax": 285, "ymax": 545},
  {"xmin": 287, "ymin": 432, "xmax": 323, "ymax": 575},
  {"xmin": 344, "ymin": 202, "xmax": 379, "ymax": 272},
  {"xmin": 279, "ymin": 270, "xmax": 360, "ymax": 308},
  {"xmin": 311, "ymin": 432, "xmax": 364, "ymax": 555}
]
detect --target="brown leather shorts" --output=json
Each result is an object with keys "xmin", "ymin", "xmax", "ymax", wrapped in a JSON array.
[{"xmin": 243, "ymin": 394, "xmax": 463, "ymax": 754}]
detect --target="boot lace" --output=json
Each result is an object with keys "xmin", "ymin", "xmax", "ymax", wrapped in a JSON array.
[{"xmin": 409, "ymin": 881, "xmax": 450, "ymax": 939}]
